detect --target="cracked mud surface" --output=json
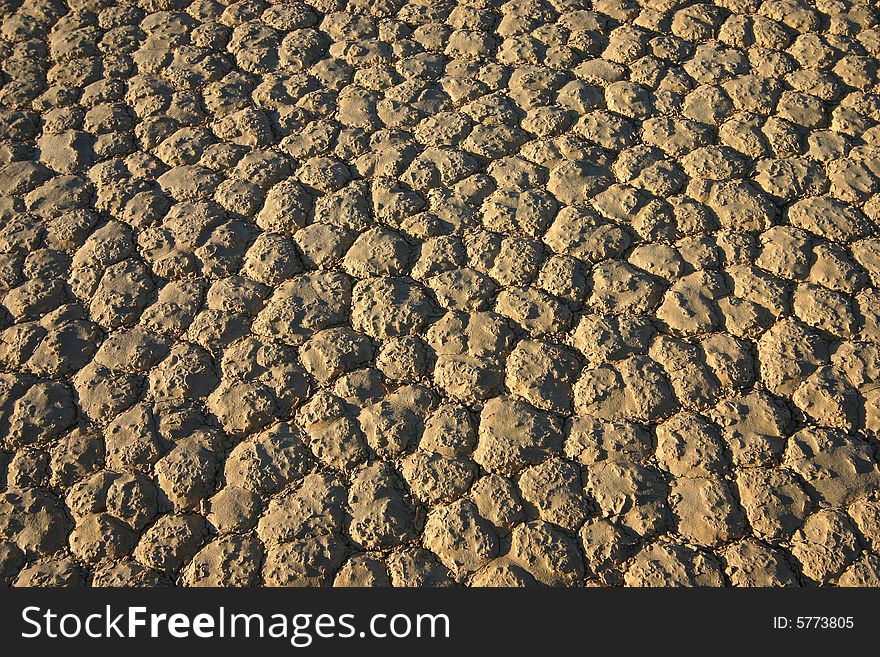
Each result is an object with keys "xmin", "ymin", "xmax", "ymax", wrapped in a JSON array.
[{"xmin": 2, "ymin": 0, "xmax": 880, "ymax": 588}]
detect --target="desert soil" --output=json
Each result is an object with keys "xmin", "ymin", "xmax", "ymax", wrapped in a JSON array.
[{"xmin": 2, "ymin": 0, "xmax": 880, "ymax": 587}]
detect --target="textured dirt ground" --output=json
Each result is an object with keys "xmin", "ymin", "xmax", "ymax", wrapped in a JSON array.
[{"xmin": 2, "ymin": 0, "xmax": 880, "ymax": 588}]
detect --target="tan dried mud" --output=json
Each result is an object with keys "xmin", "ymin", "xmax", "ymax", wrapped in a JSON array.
[{"xmin": 2, "ymin": 0, "xmax": 880, "ymax": 587}]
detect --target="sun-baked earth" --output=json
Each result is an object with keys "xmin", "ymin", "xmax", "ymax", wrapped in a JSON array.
[{"xmin": 2, "ymin": 0, "xmax": 880, "ymax": 587}]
